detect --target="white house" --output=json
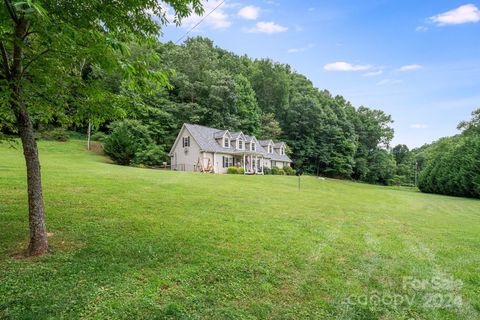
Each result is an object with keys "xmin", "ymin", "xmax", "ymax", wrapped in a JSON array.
[{"xmin": 169, "ymin": 123, "xmax": 292, "ymax": 174}]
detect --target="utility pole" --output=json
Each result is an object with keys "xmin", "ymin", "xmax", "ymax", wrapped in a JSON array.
[
  {"xmin": 87, "ymin": 121, "xmax": 91, "ymax": 150},
  {"xmin": 414, "ymin": 161, "xmax": 418, "ymax": 187}
]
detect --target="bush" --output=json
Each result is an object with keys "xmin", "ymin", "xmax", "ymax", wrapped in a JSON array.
[
  {"xmin": 104, "ymin": 120, "xmax": 154, "ymax": 166},
  {"xmin": 271, "ymin": 166, "xmax": 283, "ymax": 175},
  {"xmin": 227, "ymin": 166, "xmax": 238, "ymax": 174},
  {"xmin": 237, "ymin": 167, "xmax": 245, "ymax": 174},
  {"xmin": 418, "ymin": 134, "xmax": 480, "ymax": 198},
  {"xmin": 278, "ymin": 168, "xmax": 285, "ymax": 175},
  {"xmin": 283, "ymin": 166, "xmax": 296, "ymax": 176},
  {"xmin": 133, "ymin": 144, "xmax": 167, "ymax": 167},
  {"xmin": 390, "ymin": 175, "xmax": 407, "ymax": 186},
  {"xmin": 263, "ymin": 167, "xmax": 271, "ymax": 175},
  {"xmin": 37, "ymin": 128, "xmax": 69, "ymax": 142},
  {"xmin": 67, "ymin": 131, "xmax": 85, "ymax": 140},
  {"xmin": 90, "ymin": 131, "xmax": 107, "ymax": 142}
]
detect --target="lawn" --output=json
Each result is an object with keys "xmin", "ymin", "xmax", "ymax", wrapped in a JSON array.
[{"xmin": 0, "ymin": 140, "xmax": 479, "ymax": 319}]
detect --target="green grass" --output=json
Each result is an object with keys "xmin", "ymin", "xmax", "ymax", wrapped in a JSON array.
[{"xmin": 1, "ymin": 140, "xmax": 479, "ymax": 319}]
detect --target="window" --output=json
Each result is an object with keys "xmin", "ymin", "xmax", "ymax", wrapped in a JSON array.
[
  {"xmin": 268, "ymin": 145, "xmax": 272, "ymax": 153},
  {"xmin": 251, "ymin": 143, "xmax": 256, "ymax": 151},
  {"xmin": 238, "ymin": 140, "xmax": 243, "ymax": 149},
  {"xmin": 182, "ymin": 136, "xmax": 190, "ymax": 147},
  {"xmin": 224, "ymin": 138, "xmax": 230, "ymax": 148},
  {"xmin": 280, "ymin": 147, "xmax": 284, "ymax": 155},
  {"xmin": 222, "ymin": 156, "xmax": 233, "ymax": 168}
]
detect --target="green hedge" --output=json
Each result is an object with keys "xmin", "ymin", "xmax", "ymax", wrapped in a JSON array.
[{"xmin": 227, "ymin": 166, "xmax": 239, "ymax": 174}]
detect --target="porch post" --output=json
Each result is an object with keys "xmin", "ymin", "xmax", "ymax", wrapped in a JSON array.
[{"xmin": 243, "ymin": 154, "xmax": 246, "ymax": 174}]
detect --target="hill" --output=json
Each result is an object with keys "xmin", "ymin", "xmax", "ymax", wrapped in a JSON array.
[{"xmin": 1, "ymin": 141, "xmax": 479, "ymax": 319}]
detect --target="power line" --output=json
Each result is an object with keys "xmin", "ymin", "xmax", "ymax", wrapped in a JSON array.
[{"xmin": 175, "ymin": 0, "xmax": 225, "ymax": 44}]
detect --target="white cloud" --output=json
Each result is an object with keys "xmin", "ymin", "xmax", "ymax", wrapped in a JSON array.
[
  {"xmin": 415, "ymin": 25, "xmax": 428, "ymax": 32},
  {"xmin": 362, "ymin": 70, "xmax": 383, "ymax": 77},
  {"xmin": 410, "ymin": 124, "xmax": 429, "ymax": 129},
  {"xmin": 324, "ymin": 61, "xmax": 371, "ymax": 72},
  {"xmin": 238, "ymin": 5, "xmax": 260, "ymax": 20},
  {"xmin": 287, "ymin": 43, "xmax": 314, "ymax": 53},
  {"xmin": 398, "ymin": 64, "xmax": 422, "ymax": 71},
  {"xmin": 177, "ymin": 0, "xmax": 232, "ymax": 30},
  {"xmin": 430, "ymin": 4, "xmax": 480, "ymax": 26},
  {"xmin": 245, "ymin": 21, "xmax": 288, "ymax": 34}
]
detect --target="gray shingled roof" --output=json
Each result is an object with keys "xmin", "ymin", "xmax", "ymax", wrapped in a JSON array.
[
  {"xmin": 213, "ymin": 130, "xmax": 228, "ymax": 139},
  {"xmin": 230, "ymin": 132, "xmax": 242, "ymax": 139},
  {"xmin": 176, "ymin": 123, "xmax": 292, "ymax": 162},
  {"xmin": 269, "ymin": 150, "xmax": 291, "ymax": 162},
  {"xmin": 258, "ymin": 139, "xmax": 273, "ymax": 147}
]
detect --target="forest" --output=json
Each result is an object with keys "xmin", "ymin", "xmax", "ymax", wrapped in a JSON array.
[
  {"xmin": 36, "ymin": 37, "xmax": 406, "ymax": 185},
  {"xmin": 2, "ymin": 32, "xmax": 478, "ymax": 194}
]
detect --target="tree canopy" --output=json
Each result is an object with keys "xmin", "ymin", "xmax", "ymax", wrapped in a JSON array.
[{"xmin": 0, "ymin": 0, "xmax": 204, "ymax": 256}]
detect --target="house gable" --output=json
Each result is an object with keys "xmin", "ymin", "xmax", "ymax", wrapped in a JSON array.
[{"xmin": 169, "ymin": 124, "xmax": 201, "ymax": 155}]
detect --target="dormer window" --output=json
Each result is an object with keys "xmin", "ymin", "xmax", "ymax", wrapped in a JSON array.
[
  {"xmin": 224, "ymin": 138, "xmax": 230, "ymax": 148},
  {"xmin": 268, "ymin": 145, "xmax": 273, "ymax": 153},
  {"xmin": 251, "ymin": 142, "xmax": 256, "ymax": 151},
  {"xmin": 280, "ymin": 147, "xmax": 284, "ymax": 155},
  {"xmin": 238, "ymin": 140, "xmax": 243, "ymax": 150}
]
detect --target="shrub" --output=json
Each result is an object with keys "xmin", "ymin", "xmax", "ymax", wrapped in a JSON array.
[
  {"xmin": 237, "ymin": 167, "xmax": 245, "ymax": 174},
  {"xmin": 283, "ymin": 166, "xmax": 296, "ymax": 176},
  {"xmin": 263, "ymin": 167, "xmax": 271, "ymax": 175},
  {"xmin": 37, "ymin": 128, "xmax": 69, "ymax": 142},
  {"xmin": 227, "ymin": 166, "xmax": 238, "ymax": 174},
  {"xmin": 133, "ymin": 144, "xmax": 167, "ymax": 167},
  {"xmin": 103, "ymin": 120, "xmax": 153, "ymax": 166},
  {"xmin": 67, "ymin": 131, "xmax": 85, "ymax": 140},
  {"xmin": 90, "ymin": 131, "xmax": 107, "ymax": 142},
  {"xmin": 271, "ymin": 166, "xmax": 280, "ymax": 175},
  {"xmin": 418, "ymin": 134, "xmax": 480, "ymax": 198},
  {"xmin": 390, "ymin": 175, "xmax": 407, "ymax": 186},
  {"xmin": 278, "ymin": 168, "xmax": 285, "ymax": 175}
]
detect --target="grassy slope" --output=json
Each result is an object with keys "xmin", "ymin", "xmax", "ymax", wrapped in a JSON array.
[{"xmin": 0, "ymin": 141, "xmax": 479, "ymax": 320}]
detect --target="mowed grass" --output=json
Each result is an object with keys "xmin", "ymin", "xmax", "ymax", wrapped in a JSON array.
[{"xmin": 0, "ymin": 141, "xmax": 479, "ymax": 320}]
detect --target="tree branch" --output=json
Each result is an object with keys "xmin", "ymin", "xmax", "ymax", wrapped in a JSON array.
[
  {"xmin": 20, "ymin": 48, "xmax": 49, "ymax": 78},
  {"xmin": 0, "ymin": 41, "xmax": 10, "ymax": 79},
  {"xmin": 4, "ymin": 0, "xmax": 19, "ymax": 24}
]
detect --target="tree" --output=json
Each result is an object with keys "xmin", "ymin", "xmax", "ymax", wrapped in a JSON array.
[
  {"xmin": 0, "ymin": 0, "xmax": 203, "ymax": 256},
  {"xmin": 234, "ymin": 74, "xmax": 261, "ymax": 136},
  {"xmin": 260, "ymin": 113, "xmax": 282, "ymax": 139},
  {"xmin": 365, "ymin": 149, "xmax": 396, "ymax": 185},
  {"xmin": 418, "ymin": 110, "xmax": 480, "ymax": 198},
  {"xmin": 457, "ymin": 108, "xmax": 480, "ymax": 134},
  {"xmin": 392, "ymin": 144, "xmax": 409, "ymax": 164}
]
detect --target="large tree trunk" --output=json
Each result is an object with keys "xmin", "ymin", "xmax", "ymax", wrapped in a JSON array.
[
  {"xmin": 10, "ymin": 18, "xmax": 48, "ymax": 256},
  {"xmin": 17, "ymin": 105, "xmax": 48, "ymax": 256}
]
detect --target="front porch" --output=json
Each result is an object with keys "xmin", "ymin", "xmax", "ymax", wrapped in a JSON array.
[{"xmin": 233, "ymin": 152, "xmax": 264, "ymax": 175}]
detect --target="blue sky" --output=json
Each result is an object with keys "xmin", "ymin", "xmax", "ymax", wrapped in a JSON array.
[{"xmin": 160, "ymin": 1, "xmax": 480, "ymax": 148}]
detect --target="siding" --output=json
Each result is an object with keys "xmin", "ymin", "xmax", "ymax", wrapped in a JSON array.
[
  {"xmin": 171, "ymin": 126, "xmax": 202, "ymax": 172},
  {"xmin": 214, "ymin": 153, "xmax": 234, "ymax": 174}
]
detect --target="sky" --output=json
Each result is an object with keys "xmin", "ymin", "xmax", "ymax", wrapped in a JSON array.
[{"xmin": 160, "ymin": 0, "xmax": 480, "ymax": 148}]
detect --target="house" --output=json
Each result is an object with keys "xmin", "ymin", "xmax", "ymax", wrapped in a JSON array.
[{"xmin": 169, "ymin": 123, "xmax": 292, "ymax": 174}]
